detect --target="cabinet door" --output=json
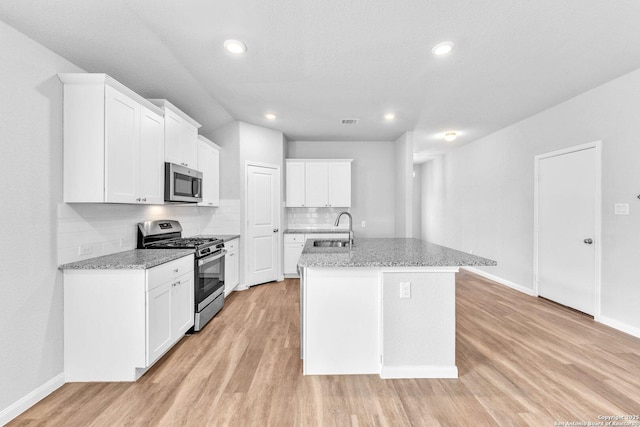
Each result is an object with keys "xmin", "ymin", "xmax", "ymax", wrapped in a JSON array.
[
  {"xmin": 171, "ymin": 272, "xmax": 194, "ymax": 337},
  {"xmin": 305, "ymin": 162, "xmax": 329, "ymax": 207},
  {"xmin": 198, "ymin": 141, "xmax": 220, "ymax": 207},
  {"xmin": 284, "ymin": 243, "xmax": 305, "ymax": 275},
  {"xmin": 224, "ymin": 241, "xmax": 239, "ymax": 295},
  {"xmin": 104, "ymin": 86, "xmax": 139, "ymax": 203},
  {"xmin": 147, "ymin": 282, "xmax": 172, "ymax": 366},
  {"xmin": 180, "ymin": 121, "xmax": 198, "ymax": 169},
  {"xmin": 286, "ymin": 161, "xmax": 306, "ymax": 207},
  {"xmin": 328, "ymin": 162, "xmax": 351, "ymax": 207},
  {"xmin": 164, "ymin": 110, "xmax": 182, "ymax": 165},
  {"xmin": 139, "ymin": 106, "xmax": 165, "ymax": 204}
]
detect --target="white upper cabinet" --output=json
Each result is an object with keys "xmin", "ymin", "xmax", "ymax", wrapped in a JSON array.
[
  {"xmin": 138, "ymin": 106, "xmax": 165, "ymax": 204},
  {"xmin": 148, "ymin": 99, "xmax": 200, "ymax": 169},
  {"xmin": 286, "ymin": 159, "xmax": 352, "ymax": 207},
  {"xmin": 197, "ymin": 135, "xmax": 221, "ymax": 207},
  {"xmin": 327, "ymin": 161, "xmax": 352, "ymax": 207},
  {"xmin": 285, "ymin": 161, "xmax": 306, "ymax": 207},
  {"xmin": 305, "ymin": 162, "xmax": 330, "ymax": 207},
  {"xmin": 58, "ymin": 73, "xmax": 165, "ymax": 204}
]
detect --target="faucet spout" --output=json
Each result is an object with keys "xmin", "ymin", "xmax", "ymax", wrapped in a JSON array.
[{"xmin": 334, "ymin": 211, "xmax": 354, "ymax": 248}]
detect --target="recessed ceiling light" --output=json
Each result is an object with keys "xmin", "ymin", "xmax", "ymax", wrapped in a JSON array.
[
  {"xmin": 431, "ymin": 41, "xmax": 454, "ymax": 56},
  {"xmin": 224, "ymin": 39, "xmax": 247, "ymax": 54},
  {"xmin": 264, "ymin": 112, "xmax": 277, "ymax": 120},
  {"xmin": 444, "ymin": 132, "xmax": 457, "ymax": 142},
  {"xmin": 384, "ymin": 113, "xmax": 396, "ymax": 121}
]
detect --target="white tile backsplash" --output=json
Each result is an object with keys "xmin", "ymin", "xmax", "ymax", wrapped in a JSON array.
[
  {"xmin": 57, "ymin": 199, "xmax": 241, "ymax": 265},
  {"xmin": 286, "ymin": 207, "xmax": 350, "ymax": 230}
]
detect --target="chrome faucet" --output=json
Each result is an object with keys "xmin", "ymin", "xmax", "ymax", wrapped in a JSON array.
[{"xmin": 334, "ymin": 211, "xmax": 354, "ymax": 249}]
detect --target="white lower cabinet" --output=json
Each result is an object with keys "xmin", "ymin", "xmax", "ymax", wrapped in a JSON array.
[
  {"xmin": 64, "ymin": 254, "xmax": 194, "ymax": 382},
  {"xmin": 283, "ymin": 233, "xmax": 350, "ymax": 277},
  {"xmin": 146, "ymin": 269, "xmax": 194, "ymax": 366},
  {"xmin": 224, "ymin": 239, "xmax": 239, "ymax": 296}
]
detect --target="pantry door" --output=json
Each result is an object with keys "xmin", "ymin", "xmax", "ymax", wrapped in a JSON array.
[
  {"xmin": 534, "ymin": 142, "xmax": 601, "ymax": 316},
  {"xmin": 246, "ymin": 164, "xmax": 281, "ymax": 287}
]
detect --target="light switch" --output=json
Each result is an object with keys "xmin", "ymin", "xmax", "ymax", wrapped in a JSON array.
[
  {"xmin": 400, "ymin": 282, "xmax": 411, "ymax": 299},
  {"xmin": 614, "ymin": 203, "xmax": 630, "ymax": 215}
]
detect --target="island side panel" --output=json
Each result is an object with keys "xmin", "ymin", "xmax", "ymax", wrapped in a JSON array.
[
  {"xmin": 381, "ymin": 270, "xmax": 458, "ymax": 378},
  {"xmin": 303, "ymin": 267, "xmax": 380, "ymax": 375}
]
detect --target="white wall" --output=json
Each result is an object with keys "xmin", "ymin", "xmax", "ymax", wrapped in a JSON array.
[
  {"xmin": 0, "ymin": 20, "xmax": 81, "ymax": 418},
  {"xmin": 287, "ymin": 140, "xmax": 396, "ymax": 237},
  {"xmin": 394, "ymin": 132, "xmax": 414, "ymax": 237},
  {"xmin": 412, "ymin": 165, "xmax": 422, "ymax": 239},
  {"xmin": 421, "ymin": 67, "xmax": 640, "ymax": 334}
]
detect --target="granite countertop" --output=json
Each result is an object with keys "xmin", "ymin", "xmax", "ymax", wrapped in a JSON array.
[
  {"xmin": 285, "ymin": 228, "xmax": 349, "ymax": 234},
  {"xmin": 297, "ymin": 238, "xmax": 497, "ymax": 268},
  {"xmin": 59, "ymin": 249, "xmax": 194, "ymax": 270}
]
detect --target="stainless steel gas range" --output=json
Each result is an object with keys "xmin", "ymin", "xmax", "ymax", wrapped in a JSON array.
[{"xmin": 137, "ymin": 220, "xmax": 225, "ymax": 332}]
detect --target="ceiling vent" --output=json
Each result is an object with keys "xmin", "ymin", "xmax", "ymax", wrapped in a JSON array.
[{"xmin": 341, "ymin": 118, "xmax": 359, "ymax": 125}]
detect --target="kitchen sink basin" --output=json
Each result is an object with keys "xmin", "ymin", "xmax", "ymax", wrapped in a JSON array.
[{"xmin": 313, "ymin": 239, "xmax": 351, "ymax": 248}]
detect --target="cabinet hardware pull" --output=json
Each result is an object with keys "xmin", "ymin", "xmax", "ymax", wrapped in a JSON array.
[
  {"xmin": 142, "ymin": 198, "xmax": 147, "ymax": 202},
  {"xmin": 136, "ymin": 197, "xmax": 141, "ymax": 202},
  {"xmin": 174, "ymin": 268, "xmax": 179, "ymax": 272}
]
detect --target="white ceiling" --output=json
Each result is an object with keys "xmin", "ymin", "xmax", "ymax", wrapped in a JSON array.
[{"xmin": 2, "ymin": 0, "xmax": 640, "ymax": 156}]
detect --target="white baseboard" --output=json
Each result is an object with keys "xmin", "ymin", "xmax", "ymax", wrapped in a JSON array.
[
  {"xmin": 462, "ymin": 267, "xmax": 535, "ymax": 296},
  {"xmin": 597, "ymin": 315, "xmax": 640, "ymax": 339},
  {"xmin": 380, "ymin": 365, "xmax": 458, "ymax": 379},
  {"xmin": 0, "ymin": 372, "xmax": 65, "ymax": 426}
]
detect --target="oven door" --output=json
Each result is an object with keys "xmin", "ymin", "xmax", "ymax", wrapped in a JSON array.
[{"xmin": 196, "ymin": 250, "xmax": 226, "ymax": 312}]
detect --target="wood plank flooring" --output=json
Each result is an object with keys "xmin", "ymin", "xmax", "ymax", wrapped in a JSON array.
[{"xmin": 10, "ymin": 270, "xmax": 640, "ymax": 426}]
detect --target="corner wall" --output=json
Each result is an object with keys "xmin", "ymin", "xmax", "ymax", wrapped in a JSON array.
[
  {"xmin": 394, "ymin": 132, "xmax": 414, "ymax": 237},
  {"xmin": 421, "ymin": 67, "xmax": 640, "ymax": 334}
]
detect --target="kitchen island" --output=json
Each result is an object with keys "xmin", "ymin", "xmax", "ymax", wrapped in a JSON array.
[{"xmin": 297, "ymin": 238, "xmax": 496, "ymax": 379}]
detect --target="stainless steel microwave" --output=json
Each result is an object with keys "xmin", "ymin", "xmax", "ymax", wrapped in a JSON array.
[{"xmin": 165, "ymin": 162, "xmax": 203, "ymax": 203}]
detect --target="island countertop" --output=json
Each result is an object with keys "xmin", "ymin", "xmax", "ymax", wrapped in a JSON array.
[{"xmin": 298, "ymin": 237, "xmax": 496, "ymax": 268}]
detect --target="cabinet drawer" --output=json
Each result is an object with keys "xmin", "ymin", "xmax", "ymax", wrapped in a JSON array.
[
  {"xmin": 225, "ymin": 238, "xmax": 239, "ymax": 252},
  {"xmin": 284, "ymin": 234, "xmax": 306, "ymax": 243},
  {"xmin": 147, "ymin": 255, "xmax": 194, "ymax": 291}
]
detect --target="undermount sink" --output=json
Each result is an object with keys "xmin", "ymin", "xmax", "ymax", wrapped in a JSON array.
[{"xmin": 313, "ymin": 239, "xmax": 351, "ymax": 248}]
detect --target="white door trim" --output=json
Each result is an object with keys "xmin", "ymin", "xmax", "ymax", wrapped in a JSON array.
[
  {"xmin": 244, "ymin": 161, "xmax": 282, "ymax": 286},
  {"xmin": 533, "ymin": 140, "xmax": 602, "ymax": 319}
]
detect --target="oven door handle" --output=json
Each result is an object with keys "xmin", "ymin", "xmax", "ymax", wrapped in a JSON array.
[{"xmin": 198, "ymin": 249, "xmax": 227, "ymax": 266}]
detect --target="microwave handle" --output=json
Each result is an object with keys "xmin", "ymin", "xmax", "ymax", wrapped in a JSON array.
[{"xmin": 193, "ymin": 178, "xmax": 202, "ymax": 197}]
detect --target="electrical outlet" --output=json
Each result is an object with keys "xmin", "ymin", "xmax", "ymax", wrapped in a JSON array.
[
  {"xmin": 614, "ymin": 203, "xmax": 630, "ymax": 215},
  {"xmin": 361, "ymin": 221, "xmax": 366, "ymax": 228},
  {"xmin": 400, "ymin": 282, "xmax": 411, "ymax": 299},
  {"xmin": 78, "ymin": 244, "xmax": 93, "ymax": 256}
]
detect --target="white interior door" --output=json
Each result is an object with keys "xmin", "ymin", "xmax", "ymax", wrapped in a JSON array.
[
  {"xmin": 536, "ymin": 145, "xmax": 598, "ymax": 315},
  {"xmin": 247, "ymin": 164, "xmax": 280, "ymax": 286}
]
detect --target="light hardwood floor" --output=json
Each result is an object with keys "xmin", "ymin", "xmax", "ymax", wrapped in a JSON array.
[{"xmin": 10, "ymin": 271, "xmax": 640, "ymax": 426}]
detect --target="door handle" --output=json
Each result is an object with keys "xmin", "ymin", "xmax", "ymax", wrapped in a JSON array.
[
  {"xmin": 584, "ymin": 238, "xmax": 593, "ymax": 244},
  {"xmin": 273, "ymin": 228, "xmax": 279, "ymax": 233}
]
